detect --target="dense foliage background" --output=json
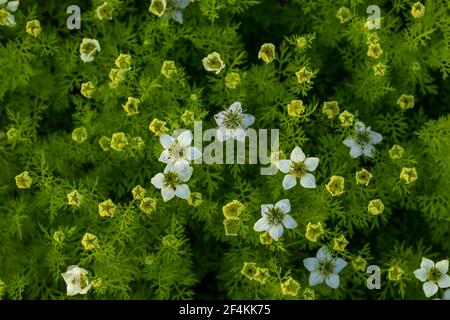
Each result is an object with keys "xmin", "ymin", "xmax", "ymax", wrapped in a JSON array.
[{"xmin": 1, "ymin": 0, "xmax": 450, "ymax": 299}]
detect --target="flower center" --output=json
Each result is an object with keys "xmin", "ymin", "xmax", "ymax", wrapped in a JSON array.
[
  {"xmin": 164, "ymin": 171, "xmax": 180, "ymax": 189},
  {"xmin": 289, "ymin": 162, "xmax": 307, "ymax": 178},
  {"xmin": 318, "ymin": 260, "xmax": 334, "ymax": 276},
  {"xmin": 169, "ymin": 143, "xmax": 187, "ymax": 160},
  {"xmin": 266, "ymin": 207, "xmax": 285, "ymax": 226},
  {"xmin": 82, "ymin": 43, "xmax": 97, "ymax": 55},
  {"xmin": 427, "ymin": 267, "xmax": 442, "ymax": 282},
  {"xmin": 355, "ymin": 130, "xmax": 371, "ymax": 145},
  {"xmin": 208, "ymin": 56, "xmax": 222, "ymax": 69},
  {"xmin": 223, "ymin": 110, "xmax": 244, "ymax": 129}
]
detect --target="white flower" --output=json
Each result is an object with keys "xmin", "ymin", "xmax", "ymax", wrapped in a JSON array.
[
  {"xmin": 202, "ymin": 52, "xmax": 225, "ymax": 74},
  {"xmin": 343, "ymin": 121, "xmax": 382, "ymax": 158},
  {"xmin": 79, "ymin": 38, "xmax": 101, "ymax": 63},
  {"xmin": 278, "ymin": 146, "xmax": 319, "ymax": 190},
  {"xmin": 414, "ymin": 258, "xmax": 450, "ymax": 298},
  {"xmin": 0, "ymin": 0, "xmax": 19, "ymax": 27},
  {"xmin": 151, "ymin": 165, "xmax": 193, "ymax": 202},
  {"xmin": 214, "ymin": 102, "xmax": 255, "ymax": 142},
  {"xmin": 303, "ymin": 247, "xmax": 347, "ymax": 289},
  {"xmin": 253, "ymin": 199, "xmax": 297, "ymax": 241},
  {"xmin": 159, "ymin": 130, "xmax": 201, "ymax": 173},
  {"xmin": 61, "ymin": 265, "xmax": 92, "ymax": 296},
  {"xmin": 172, "ymin": 0, "xmax": 190, "ymax": 24}
]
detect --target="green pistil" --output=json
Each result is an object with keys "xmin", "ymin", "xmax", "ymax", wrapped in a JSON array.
[
  {"xmin": 355, "ymin": 130, "xmax": 370, "ymax": 145},
  {"xmin": 266, "ymin": 207, "xmax": 285, "ymax": 225},
  {"xmin": 318, "ymin": 260, "xmax": 334, "ymax": 276},
  {"xmin": 289, "ymin": 162, "xmax": 307, "ymax": 178},
  {"xmin": 223, "ymin": 111, "xmax": 244, "ymax": 129},
  {"xmin": 164, "ymin": 171, "xmax": 180, "ymax": 188},
  {"xmin": 427, "ymin": 267, "xmax": 442, "ymax": 282}
]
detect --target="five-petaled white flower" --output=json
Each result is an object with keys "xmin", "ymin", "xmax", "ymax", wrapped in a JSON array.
[
  {"xmin": 303, "ymin": 247, "xmax": 347, "ymax": 289},
  {"xmin": 151, "ymin": 165, "xmax": 193, "ymax": 202},
  {"xmin": 414, "ymin": 258, "xmax": 450, "ymax": 298},
  {"xmin": 278, "ymin": 146, "xmax": 319, "ymax": 190},
  {"xmin": 159, "ymin": 130, "xmax": 201, "ymax": 173},
  {"xmin": 253, "ymin": 199, "xmax": 297, "ymax": 241},
  {"xmin": 343, "ymin": 121, "xmax": 382, "ymax": 158},
  {"xmin": 79, "ymin": 38, "xmax": 101, "ymax": 63},
  {"xmin": 0, "ymin": 0, "xmax": 18, "ymax": 27},
  {"xmin": 214, "ymin": 102, "xmax": 255, "ymax": 142},
  {"xmin": 61, "ymin": 265, "xmax": 92, "ymax": 296}
]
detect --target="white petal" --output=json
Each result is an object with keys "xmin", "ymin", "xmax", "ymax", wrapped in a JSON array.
[
  {"xmin": 423, "ymin": 281, "xmax": 439, "ymax": 298},
  {"xmin": 350, "ymin": 145, "xmax": 363, "ymax": 158},
  {"xmin": 421, "ymin": 258, "xmax": 435, "ymax": 270},
  {"xmin": 343, "ymin": 137, "xmax": 356, "ymax": 147},
  {"xmin": 282, "ymin": 214, "xmax": 297, "ymax": 229},
  {"xmin": 186, "ymin": 146, "xmax": 201, "ymax": 160},
  {"xmin": 325, "ymin": 274, "xmax": 340, "ymax": 289},
  {"xmin": 159, "ymin": 150, "xmax": 170, "ymax": 163},
  {"xmin": 172, "ymin": 10, "xmax": 183, "ymax": 24},
  {"xmin": 243, "ymin": 114, "xmax": 255, "ymax": 127},
  {"xmin": 362, "ymin": 145, "xmax": 375, "ymax": 158},
  {"xmin": 414, "ymin": 268, "xmax": 428, "ymax": 282},
  {"xmin": 282, "ymin": 174, "xmax": 297, "ymax": 190},
  {"xmin": 278, "ymin": 160, "xmax": 292, "ymax": 173},
  {"xmin": 161, "ymin": 187, "xmax": 175, "ymax": 202},
  {"xmin": 300, "ymin": 173, "xmax": 316, "ymax": 188},
  {"xmin": 216, "ymin": 127, "xmax": 230, "ymax": 142},
  {"xmin": 229, "ymin": 102, "xmax": 242, "ymax": 113},
  {"xmin": 261, "ymin": 204, "xmax": 273, "ymax": 217},
  {"xmin": 175, "ymin": 184, "xmax": 190, "ymax": 199},
  {"xmin": 160, "ymin": 134, "xmax": 175, "ymax": 149},
  {"xmin": 275, "ymin": 199, "xmax": 291, "ymax": 213},
  {"xmin": 304, "ymin": 157, "xmax": 319, "ymax": 172},
  {"xmin": 444, "ymin": 289, "xmax": 450, "ymax": 300},
  {"xmin": 81, "ymin": 54, "xmax": 94, "ymax": 63},
  {"xmin": 355, "ymin": 122, "xmax": 366, "ymax": 132},
  {"xmin": 7, "ymin": 1, "xmax": 19, "ymax": 12},
  {"xmin": 436, "ymin": 260, "xmax": 449, "ymax": 274},
  {"xmin": 66, "ymin": 284, "xmax": 79, "ymax": 296},
  {"xmin": 369, "ymin": 131, "xmax": 382, "ymax": 144},
  {"xmin": 316, "ymin": 247, "xmax": 332, "ymax": 261},
  {"xmin": 0, "ymin": 0, "xmax": 8, "ymax": 5},
  {"xmin": 303, "ymin": 257, "xmax": 319, "ymax": 272},
  {"xmin": 214, "ymin": 111, "xmax": 226, "ymax": 126},
  {"xmin": 177, "ymin": 130, "xmax": 193, "ymax": 146},
  {"xmin": 173, "ymin": 160, "xmax": 189, "ymax": 173},
  {"xmin": 233, "ymin": 129, "xmax": 246, "ymax": 142},
  {"xmin": 268, "ymin": 224, "xmax": 284, "ymax": 241},
  {"xmin": 151, "ymin": 173, "xmax": 165, "ymax": 189},
  {"xmin": 179, "ymin": 166, "xmax": 193, "ymax": 182},
  {"xmin": 290, "ymin": 146, "xmax": 305, "ymax": 162},
  {"xmin": 438, "ymin": 274, "xmax": 450, "ymax": 288},
  {"xmin": 177, "ymin": 0, "xmax": 190, "ymax": 9},
  {"xmin": 309, "ymin": 271, "xmax": 324, "ymax": 286},
  {"xmin": 334, "ymin": 258, "xmax": 347, "ymax": 273},
  {"xmin": 253, "ymin": 217, "xmax": 270, "ymax": 232}
]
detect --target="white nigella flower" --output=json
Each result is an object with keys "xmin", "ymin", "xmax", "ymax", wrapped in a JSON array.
[
  {"xmin": 414, "ymin": 258, "xmax": 450, "ymax": 298},
  {"xmin": 0, "ymin": 0, "xmax": 19, "ymax": 27},
  {"xmin": 303, "ymin": 246, "xmax": 347, "ymax": 289},
  {"xmin": 151, "ymin": 165, "xmax": 193, "ymax": 202},
  {"xmin": 253, "ymin": 199, "xmax": 297, "ymax": 241},
  {"xmin": 79, "ymin": 38, "xmax": 101, "ymax": 63},
  {"xmin": 214, "ymin": 102, "xmax": 255, "ymax": 142},
  {"xmin": 343, "ymin": 121, "xmax": 382, "ymax": 158},
  {"xmin": 159, "ymin": 130, "xmax": 201, "ymax": 173},
  {"xmin": 278, "ymin": 146, "xmax": 319, "ymax": 190},
  {"xmin": 61, "ymin": 265, "xmax": 92, "ymax": 296}
]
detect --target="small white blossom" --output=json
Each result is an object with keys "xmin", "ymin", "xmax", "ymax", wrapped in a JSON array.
[
  {"xmin": 343, "ymin": 121, "xmax": 382, "ymax": 158},
  {"xmin": 414, "ymin": 258, "xmax": 450, "ymax": 298},
  {"xmin": 151, "ymin": 165, "xmax": 193, "ymax": 202},
  {"xmin": 202, "ymin": 52, "xmax": 225, "ymax": 74},
  {"xmin": 278, "ymin": 146, "xmax": 319, "ymax": 190},
  {"xmin": 61, "ymin": 265, "xmax": 92, "ymax": 296},
  {"xmin": 159, "ymin": 130, "xmax": 201, "ymax": 173},
  {"xmin": 0, "ymin": 0, "xmax": 19, "ymax": 27},
  {"xmin": 79, "ymin": 38, "xmax": 101, "ymax": 63},
  {"xmin": 214, "ymin": 102, "xmax": 255, "ymax": 142},
  {"xmin": 253, "ymin": 199, "xmax": 297, "ymax": 241},
  {"xmin": 303, "ymin": 247, "xmax": 347, "ymax": 289}
]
